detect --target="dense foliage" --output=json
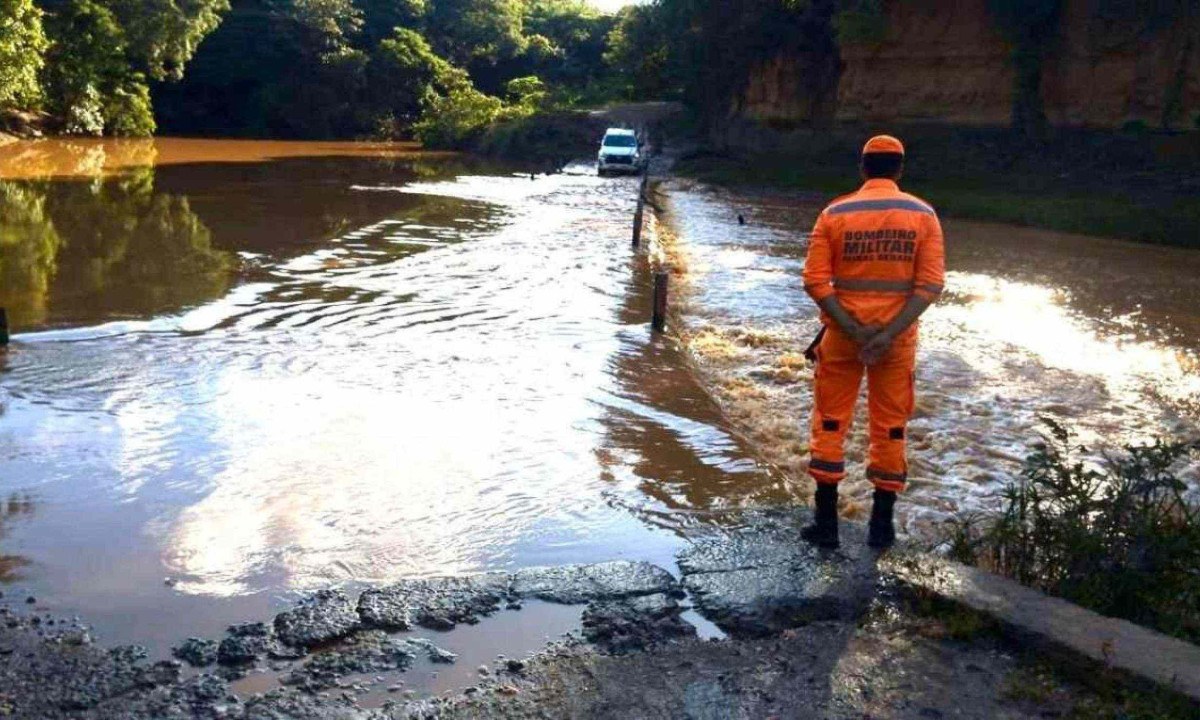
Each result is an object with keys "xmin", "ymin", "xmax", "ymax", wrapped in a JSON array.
[
  {"xmin": 0, "ymin": 0, "xmax": 620, "ymax": 140},
  {"xmin": 0, "ymin": 0, "xmax": 49, "ymax": 110},
  {"xmin": 940, "ymin": 420, "xmax": 1200, "ymax": 642},
  {"xmin": 4, "ymin": 0, "xmax": 1194, "ymax": 139}
]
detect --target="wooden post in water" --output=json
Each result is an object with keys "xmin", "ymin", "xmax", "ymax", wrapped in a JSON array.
[
  {"xmin": 632, "ymin": 198, "xmax": 644, "ymax": 248},
  {"xmin": 652, "ymin": 271, "xmax": 669, "ymax": 332},
  {"xmin": 0, "ymin": 308, "xmax": 8, "ymax": 345}
]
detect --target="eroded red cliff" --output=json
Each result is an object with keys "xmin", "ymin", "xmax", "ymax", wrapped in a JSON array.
[{"xmin": 737, "ymin": 0, "xmax": 1200, "ymax": 129}]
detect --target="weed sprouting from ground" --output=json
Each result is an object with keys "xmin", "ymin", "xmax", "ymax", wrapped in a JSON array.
[{"xmin": 939, "ymin": 419, "xmax": 1200, "ymax": 642}]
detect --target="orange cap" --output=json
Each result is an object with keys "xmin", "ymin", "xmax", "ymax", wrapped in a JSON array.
[{"xmin": 862, "ymin": 135, "xmax": 905, "ymax": 155}]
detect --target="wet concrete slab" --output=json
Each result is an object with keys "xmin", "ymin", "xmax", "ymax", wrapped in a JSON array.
[
  {"xmin": 678, "ymin": 508, "xmax": 881, "ymax": 636},
  {"xmin": 510, "ymin": 561, "xmax": 681, "ymax": 604},
  {"xmin": 888, "ymin": 555, "xmax": 1200, "ymax": 703}
]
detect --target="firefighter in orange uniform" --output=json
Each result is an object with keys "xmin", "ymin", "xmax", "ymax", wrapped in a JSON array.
[{"xmin": 800, "ymin": 135, "xmax": 945, "ymax": 549}]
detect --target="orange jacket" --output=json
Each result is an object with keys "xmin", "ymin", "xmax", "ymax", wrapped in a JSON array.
[{"xmin": 803, "ymin": 178, "xmax": 945, "ymax": 333}]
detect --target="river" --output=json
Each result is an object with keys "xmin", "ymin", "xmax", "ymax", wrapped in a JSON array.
[
  {"xmin": 2, "ymin": 138, "xmax": 1198, "ymax": 668},
  {"xmin": 0, "ymin": 139, "xmax": 771, "ymax": 661},
  {"xmin": 661, "ymin": 181, "xmax": 1200, "ymax": 538}
]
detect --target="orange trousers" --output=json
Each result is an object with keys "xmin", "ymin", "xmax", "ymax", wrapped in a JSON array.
[{"xmin": 808, "ymin": 325, "xmax": 916, "ymax": 493}]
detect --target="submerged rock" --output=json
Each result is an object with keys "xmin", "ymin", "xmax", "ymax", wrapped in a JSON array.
[
  {"xmin": 408, "ymin": 637, "xmax": 458, "ymax": 664},
  {"xmin": 512, "ymin": 561, "xmax": 681, "ymax": 604},
  {"xmin": 275, "ymin": 589, "xmax": 361, "ymax": 648},
  {"xmin": 358, "ymin": 573, "xmax": 513, "ymax": 631},
  {"xmin": 678, "ymin": 509, "xmax": 879, "ymax": 636},
  {"xmin": 281, "ymin": 631, "xmax": 453, "ymax": 693}
]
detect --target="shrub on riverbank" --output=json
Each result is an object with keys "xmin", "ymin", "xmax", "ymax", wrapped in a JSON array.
[{"xmin": 939, "ymin": 420, "xmax": 1200, "ymax": 643}]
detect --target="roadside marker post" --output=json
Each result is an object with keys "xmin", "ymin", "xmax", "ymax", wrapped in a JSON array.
[
  {"xmin": 652, "ymin": 272, "xmax": 668, "ymax": 332},
  {"xmin": 633, "ymin": 198, "xmax": 644, "ymax": 247},
  {"xmin": 0, "ymin": 308, "xmax": 8, "ymax": 345},
  {"xmin": 633, "ymin": 170, "xmax": 649, "ymax": 248}
]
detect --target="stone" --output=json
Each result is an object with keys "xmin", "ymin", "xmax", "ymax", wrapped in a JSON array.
[
  {"xmin": 358, "ymin": 574, "xmax": 512, "ymax": 631},
  {"xmin": 408, "ymin": 638, "xmax": 457, "ymax": 664},
  {"xmin": 582, "ymin": 593, "xmax": 696, "ymax": 654},
  {"xmin": 274, "ymin": 589, "xmax": 361, "ymax": 648},
  {"xmin": 281, "ymin": 631, "xmax": 417, "ymax": 693},
  {"xmin": 217, "ymin": 636, "xmax": 264, "ymax": 667},
  {"xmin": 173, "ymin": 638, "xmax": 219, "ymax": 668}
]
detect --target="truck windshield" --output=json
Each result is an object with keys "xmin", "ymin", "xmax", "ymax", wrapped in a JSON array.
[{"xmin": 603, "ymin": 135, "xmax": 637, "ymax": 148}]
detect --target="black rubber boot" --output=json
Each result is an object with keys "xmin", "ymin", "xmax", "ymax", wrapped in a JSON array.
[
  {"xmin": 801, "ymin": 483, "xmax": 839, "ymax": 549},
  {"xmin": 868, "ymin": 488, "xmax": 897, "ymax": 549}
]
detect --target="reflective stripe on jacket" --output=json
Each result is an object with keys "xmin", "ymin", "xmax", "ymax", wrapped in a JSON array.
[{"xmin": 802, "ymin": 179, "xmax": 945, "ymax": 330}]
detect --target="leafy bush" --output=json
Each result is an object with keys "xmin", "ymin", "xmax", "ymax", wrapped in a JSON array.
[
  {"xmin": 62, "ymin": 83, "xmax": 106, "ymax": 136},
  {"xmin": 413, "ymin": 68, "xmax": 534, "ymax": 149},
  {"xmin": 505, "ymin": 75, "xmax": 549, "ymax": 110},
  {"xmin": 103, "ymin": 81, "xmax": 156, "ymax": 136},
  {"xmin": 940, "ymin": 419, "xmax": 1200, "ymax": 642}
]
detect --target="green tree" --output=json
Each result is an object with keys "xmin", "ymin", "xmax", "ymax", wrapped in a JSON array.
[
  {"xmin": 604, "ymin": 3, "xmax": 676, "ymax": 100},
  {"xmin": 152, "ymin": 0, "xmax": 370, "ymax": 137},
  {"xmin": 106, "ymin": 0, "xmax": 230, "ymax": 81},
  {"xmin": 41, "ymin": 0, "xmax": 155, "ymax": 135},
  {"xmin": 504, "ymin": 74, "xmax": 548, "ymax": 112},
  {"xmin": 412, "ymin": 66, "xmax": 507, "ymax": 147},
  {"xmin": 425, "ymin": 0, "xmax": 526, "ymax": 66},
  {"xmin": 355, "ymin": 0, "xmax": 426, "ymax": 45},
  {"xmin": 523, "ymin": 0, "xmax": 612, "ymax": 85},
  {"xmin": 0, "ymin": 0, "xmax": 49, "ymax": 110},
  {"xmin": 367, "ymin": 27, "xmax": 454, "ymax": 129}
]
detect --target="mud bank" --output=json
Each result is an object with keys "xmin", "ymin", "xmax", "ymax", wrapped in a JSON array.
[{"xmin": 0, "ymin": 510, "xmax": 1163, "ymax": 719}]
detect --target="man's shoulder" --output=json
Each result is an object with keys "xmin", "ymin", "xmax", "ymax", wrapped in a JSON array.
[
  {"xmin": 821, "ymin": 190, "xmax": 860, "ymax": 214},
  {"xmin": 896, "ymin": 190, "xmax": 938, "ymax": 216}
]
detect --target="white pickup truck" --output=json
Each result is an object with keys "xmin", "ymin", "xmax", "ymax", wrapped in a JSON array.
[{"xmin": 596, "ymin": 128, "xmax": 644, "ymax": 176}]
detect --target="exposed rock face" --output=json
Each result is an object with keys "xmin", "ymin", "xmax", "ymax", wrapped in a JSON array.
[{"xmin": 738, "ymin": 0, "xmax": 1200, "ymax": 129}]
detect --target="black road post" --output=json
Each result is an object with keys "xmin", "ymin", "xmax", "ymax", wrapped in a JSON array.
[
  {"xmin": 652, "ymin": 272, "xmax": 669, "ymax": 332},
  {"xmin": 633, "ymin": 197, "xmax": 644, "ymax": 247},
  {"xmin": 0, "ymin": 308, "xmax": 8, "ymax": 345}
]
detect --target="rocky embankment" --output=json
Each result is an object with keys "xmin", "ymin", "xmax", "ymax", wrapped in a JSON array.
[{"xmin": 0, "ymin": 510, "xmax": 1139, "ymax": 719}]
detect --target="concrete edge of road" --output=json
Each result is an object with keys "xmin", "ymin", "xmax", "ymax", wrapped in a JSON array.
[{"xmin": 885, "ymin": 554, "xmax": 1200, "ymax": 704}]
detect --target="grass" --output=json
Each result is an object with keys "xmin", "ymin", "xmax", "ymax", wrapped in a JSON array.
[
  {"xmin": 674, "ymin": 123, "xmax": 1200, "ymax": 246},
  {"xmin": 937, "ymin": 419, "xmax": 1200, "ymax": 644},
  {"xmin": 1004, "ymin": 663, "xmax": 1199, "ymax": 719}
]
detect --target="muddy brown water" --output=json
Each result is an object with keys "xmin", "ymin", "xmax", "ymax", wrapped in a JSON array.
[
  {"xmin": 666, "ymin": 184, "xmax": 1200, "ymax": 537},
  {"xmin": 0, "ymin": 140, "xmax": 776, "ymax": 666}
]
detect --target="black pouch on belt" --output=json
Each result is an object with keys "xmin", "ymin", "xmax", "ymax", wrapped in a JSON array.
[{"xmin": 803, "ymin": 326, "xmax": 827, "ymax": 364}]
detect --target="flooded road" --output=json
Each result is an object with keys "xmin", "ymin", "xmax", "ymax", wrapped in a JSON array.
[
  {"xmin": 662, "ymin": 182, "xmax": 1200, "ymax": 537},
  {"xmin": 0, "ymin": 139, "xmax": 776, "ymax": 657}
]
